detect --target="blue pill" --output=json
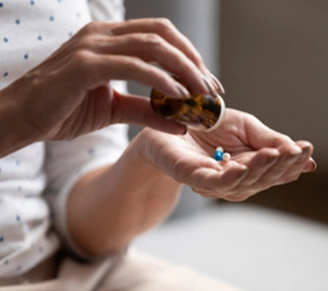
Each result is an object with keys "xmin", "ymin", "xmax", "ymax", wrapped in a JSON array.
[{"xmin": 214, "ymin": 150, "xmax": 223, "ymax": 161}]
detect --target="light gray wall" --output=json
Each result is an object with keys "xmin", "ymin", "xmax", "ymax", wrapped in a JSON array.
[
  {"xmin": 124, "ymin": 0, "xmax": 221, "ymax": 217},
  {"xmin": 221, "ymin": 1, "xmax": 328, "ymax": 170}
]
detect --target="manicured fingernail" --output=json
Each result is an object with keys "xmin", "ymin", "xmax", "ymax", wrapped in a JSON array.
[
  {"xmin": 174, "ymin": 83, "xmax": 190, "ymax": 98},
  {"xmin": 310, "ymin": 160, "xmax": 317, "ymax": 172},
  {"xmin": 300, "ymin": 146, "xmax": 311, "ymax": 159},
  {"xmin": 201, "ymin": 74, "xmax": 217, "ymax": 96},
  {"xmin": 210, "ymin": 73, "xmax": 226, "ymax": 94},
  {"xmin": 286, "ymin": 146, "xmax": 302, "ymax": 160}
]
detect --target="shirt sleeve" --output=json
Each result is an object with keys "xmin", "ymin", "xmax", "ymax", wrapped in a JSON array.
[{"xmin": 45, "ymin": 81, "xmax": 130, "ymax": 261}]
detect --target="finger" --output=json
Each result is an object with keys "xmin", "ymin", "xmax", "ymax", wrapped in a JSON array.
[
  {"xmin": 188, "ymin": 164, "xmax": 248, "ymax": 197},
  {"xmin": 84, "ymin": 53, "xmax": 190, "ymax": 98},
  {"xmin": 208, "ymin": 72, "xmax": 226, "ymax": 94},
  {"xmin": 236, "ymin": 148, "xmax": 280, "ymax": 187},
  {"xmin": 303, "ymin": 158, "xmax": 317, "ymax": 173},
  {"xmin": 77, "ymin": 20, "xmax": 204, "ymax": 70},
  {"xmin": 110, "ymin": 90, "xmax": 186, "ymax": 135},
  {"xmin": 88, "ymin": 34, "xmax": 210, "ymax": 95},
  {"xmin": 110, "ymin": 18, "xmax": 205, "ymax": 69},
  {"xmin": 76, "ymin": 20, "xmax": 225, "ymax": 94},
  {"xmin": 110, "ymin": 18, "xmax": 220, "ymax": 93},
  {"xmin": 278, "ymin": 141, "xmax": 314, "ymax": 181},
  {"xmin": 250, "ymin": 143, "xmax": 302, "ymax": 187},
  {"xmin": 295, "ymin": 141, "xmax": 316, "ymax": 173},
  {"xmin": 224, "ymin": 192, "xmax": 254, "ymax": 202}
]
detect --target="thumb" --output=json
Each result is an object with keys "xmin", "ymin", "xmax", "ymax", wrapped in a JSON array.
[{"xmin": 110, "ymin": 89, "xmax": 186, "ymax": 135}]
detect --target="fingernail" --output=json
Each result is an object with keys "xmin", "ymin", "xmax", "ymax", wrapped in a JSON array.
[
  {"xmin": 300, "ymin": 146, "xmax": 311, "ymax": 159},
  {"xmin": 285, "ymin": 146, "xmax": 302, "ymax": 161},
  {"xmin": 210, "ymin": 73, "xmax": 226, "ymax": 94},
  {"xmin": 310, "ymin": 160, "xmax": 317, "ymax": 172},
  {"xmin": 201, "ymin": 74, "xmax": 217, "ymax": 96},
  {"xmin": 203, "ymin": 70, "xmax": 220, "ymax": 93},
  {"xmin": 174, "ymin": 83, "xmax": 190, "ymax": 98}
]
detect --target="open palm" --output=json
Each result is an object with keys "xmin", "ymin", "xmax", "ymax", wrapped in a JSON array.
[{"xmin": 143, "ymin": 109, "xmax": 315, "ymax": 201}]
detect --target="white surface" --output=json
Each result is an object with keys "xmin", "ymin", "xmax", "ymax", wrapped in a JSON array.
[{"xmin": 133, "ymin": 204, "xmax": 328, "ymax": 291}]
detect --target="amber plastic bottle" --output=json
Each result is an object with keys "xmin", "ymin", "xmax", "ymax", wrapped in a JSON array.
[{"xmin": 150, "ymin": 82, "xmax": 226, "ymax": 131}]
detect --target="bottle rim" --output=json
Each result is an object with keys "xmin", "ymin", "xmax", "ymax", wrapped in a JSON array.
[{"xmin": 205, "ymin": 93, "xmax": 226, "ymax": 132}]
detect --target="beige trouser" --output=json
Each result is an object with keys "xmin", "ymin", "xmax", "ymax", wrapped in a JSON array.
[{"xmin": 0, "ymin": 249, "xmax": 243, "ymax": 291}]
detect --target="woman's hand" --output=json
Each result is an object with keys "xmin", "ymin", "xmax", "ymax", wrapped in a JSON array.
[
  {"xmin": 0, "ymin": 18, "xmax": 223, "ymax": 151},
  {"xmin": 142, "ymin": 108, "xmax": 316, "ymax": 201}
]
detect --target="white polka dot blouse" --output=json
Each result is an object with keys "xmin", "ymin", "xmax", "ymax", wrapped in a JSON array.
[{"xmin": 0, "ymin": 0, "xmax": 129, "ymax": 278}]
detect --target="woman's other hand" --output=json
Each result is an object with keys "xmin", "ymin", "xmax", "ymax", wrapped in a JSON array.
[{"xmin": 141, "ymin": 108, "xmax": 316, "ymax": 201}]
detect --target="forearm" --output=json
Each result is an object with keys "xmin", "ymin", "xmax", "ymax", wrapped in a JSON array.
[{"xmin": 67, "ymin": 130, "xmax": 182, "ymax": 257}]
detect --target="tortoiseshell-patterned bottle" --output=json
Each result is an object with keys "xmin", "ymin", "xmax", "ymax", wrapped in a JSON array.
[{"xmin": 150, "ymin": 81, "xmax": 226, "ymax": 131}]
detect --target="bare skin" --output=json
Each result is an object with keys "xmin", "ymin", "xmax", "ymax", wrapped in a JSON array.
[
  {"xmin": 68, "ymin": 109, "xmax": 315, "ymax": 256},
  {"xmin": 0, "ymin": 18, "xmax": 224, "ymax": 157},
  {"xmin": 0, "ymin": 19, "xmax": 316, "ymax": 257}
]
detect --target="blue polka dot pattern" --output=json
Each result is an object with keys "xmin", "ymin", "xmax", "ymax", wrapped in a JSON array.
[{"xmin": 0, "ymin": 0, "xmax": 127, "ymax": 278}]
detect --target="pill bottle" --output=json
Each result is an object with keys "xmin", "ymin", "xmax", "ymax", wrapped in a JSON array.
[{"xmin": 150, "ymin": 79, "xmax": 226, "ymax": 131}]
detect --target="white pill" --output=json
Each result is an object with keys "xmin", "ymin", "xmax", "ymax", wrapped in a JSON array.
[{"xmin": 222, "ymin": 152, "xmax": 231, "ymax": 161}]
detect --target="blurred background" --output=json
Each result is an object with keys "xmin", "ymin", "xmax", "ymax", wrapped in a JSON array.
[{"xmin": 125, "ymin": 1, "xmax": 328, "ymax": 290}]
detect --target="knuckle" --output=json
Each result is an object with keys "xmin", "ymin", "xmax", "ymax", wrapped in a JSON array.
[
  {"xmin": 125, "ymin": 57, "xmax": 144, "ymax": 73},
  {"xmin": 83, "ymin": 21, "xmax": 101, "ymax": 34},
  {"xmin": 154, "ymin": 18, "xmax": 175, "ymax": 31},
  {"xmin": 76, "ymin": 37, "xmax": 95, "ymax": 50},
  {"xmin": 273, "ymin": 135, "xmax": 292, "ymax": 147},
  {"xmin": 71, "ymin": 50, "xmax": 94, "ymax": 68},
  {"xmin": 245, "ymin": 112, "xmax": 257, "ymax": 122},
  {"xmin": 142, "ymin": 33, "xmax": 163, "ymax": 47}
]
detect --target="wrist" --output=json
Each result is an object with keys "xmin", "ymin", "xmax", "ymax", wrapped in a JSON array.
[
  {"xmin": 132, "ymin": 128, "xmax": 176, "ymax": 181},
  {"xmin": 0, "ymin": 87, "xmax": 37, "ymax": 157}
]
